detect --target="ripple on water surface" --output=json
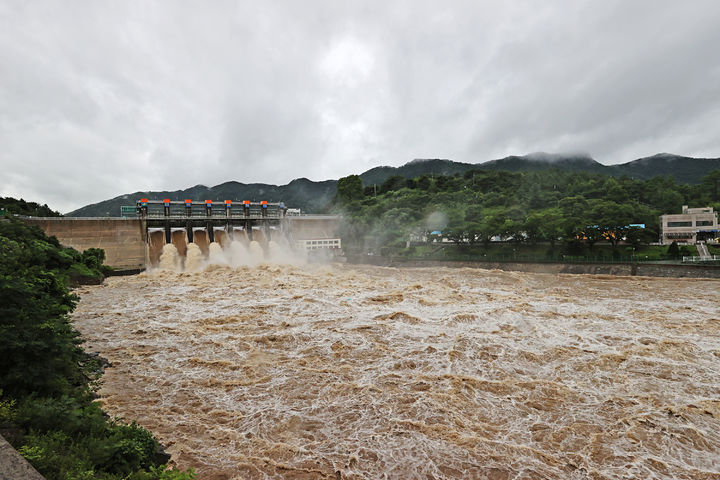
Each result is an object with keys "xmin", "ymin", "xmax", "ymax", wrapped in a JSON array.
[{"xmin": 71, "ymin": 265, "xmax": 720, "ymax": 479}]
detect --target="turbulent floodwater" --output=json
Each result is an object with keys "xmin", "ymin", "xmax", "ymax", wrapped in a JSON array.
[{"xmin": 72, "ymin": 265, "xmax": 720, "ymax": 480}]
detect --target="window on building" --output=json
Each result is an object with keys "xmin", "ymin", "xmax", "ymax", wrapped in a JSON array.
[
  {"xmin": 696, "ymin": 220, "xmax": 714, "ymax": 226},
  {"xmin": 667, "ymin": 221, "xmax": 692, "ymax": 227}
]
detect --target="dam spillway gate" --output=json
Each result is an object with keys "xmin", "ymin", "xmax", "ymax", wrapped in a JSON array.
[
  {"xmin": 137, "ymin": 199, "xmax": 342, "ymax": 268},
  {"xmin": 137, "ymin": 198, "xmax": 287, "ymax": 245}
]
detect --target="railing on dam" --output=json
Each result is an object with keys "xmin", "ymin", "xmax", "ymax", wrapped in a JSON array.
[
  {"xmin": 135, "ymin": 199, "xmax": 286, "ymax": 220},
  {"xmin": 135, "ymin": 199, "xmax": 293, "ymax": 244}
]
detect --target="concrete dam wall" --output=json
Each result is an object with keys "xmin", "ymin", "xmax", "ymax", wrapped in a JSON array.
[
  {"xmin": 20, "ymin": 215, "xmax": 342, "ymax": 271},
  {"xmin": 22, "ymin": 218, "xmax": 146, "ymax": 270}
]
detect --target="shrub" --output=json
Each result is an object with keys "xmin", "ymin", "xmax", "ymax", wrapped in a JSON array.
[{"xmin": 0, "ymin": 217, "xmax": 194, "ymax": 479}]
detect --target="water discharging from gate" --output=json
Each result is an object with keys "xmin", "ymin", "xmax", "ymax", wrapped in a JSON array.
[
  {"xmin": 147, "ymin": 228, "xmax": 304, "ymax": 271},
  {"xmin": 147, "ymin": 230, "xmax": 164, "ymax": 266}
]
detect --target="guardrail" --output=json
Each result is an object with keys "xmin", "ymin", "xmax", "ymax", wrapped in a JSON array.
[
  {"xmin": 368, "ymin": 253, "xmax": 691, "ymax": 264},
  {"xmin": 143, "ymin": 212, "xmax": 284, "ymax": 219},
  {"xmin": 682, "ymin": 255, "xmax": 720, "ymax": 263}
]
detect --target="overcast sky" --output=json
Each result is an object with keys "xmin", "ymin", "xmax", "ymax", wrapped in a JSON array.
[{"xmin": 1, "ymin": 1, "xmax": 719, "ymax": 212}]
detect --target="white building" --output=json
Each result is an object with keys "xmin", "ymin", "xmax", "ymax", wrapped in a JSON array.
[
  {"xmin": 295, "ymin": 238, "xmax": 342, "ymax": 251},
  {"xmin": 659, "ymin": 206, "xmax": 718, "ymax": 244}
]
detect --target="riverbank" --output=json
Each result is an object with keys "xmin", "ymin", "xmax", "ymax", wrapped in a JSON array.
[{"xmin": 347, "ymin": 255, "xmax": 720, "ymax": 278}]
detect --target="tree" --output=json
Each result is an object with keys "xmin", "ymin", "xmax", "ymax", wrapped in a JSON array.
[
  {"xmin": 559, "ymin": 195, "xmax": 589, "ymax": 219},
  {"xmin": 478, "ymin": 213, "xmax": 507, "ymax": 246},
  {"xmin": 379, "ymin": 175, "xmax": 406, "ymax": 194},
  {"xmin": 417, "ymin": 175, "xmax": 431, "ymax": 190},
  {"xmin": 603, "ymin": 177, "xmax": 629, "ymax": 203},
  {"xmin": 701, "ymin": 169, "xmax": 720, "ymax": 201},
  {"xmin": 336, "ymin": 175, "xmax": 364, "ymax": 204},
  {"xmin": 667, "ymin": 241, "xmax": 680, "ymax": 259},
  {"xmin": 444, "ymin": 209, "xmax": 470, "ymax": 243},
  {"xmin": 464, "ymin": 205, "xmax": 483, "ymax": 223},
  {"xmin": 587, "ymin": 200, "xmax": 635, "ymax": 248},
  {"xmin": 575, "ymin": 225, "xmax": 603, "ymax": 251},
  {"xmin": 526, "ymin": 208, "xmax": 564, "ymax": 247},
  {"xmin": 0, "ymin": 197, "xmax": 62, "ymax": 217}
]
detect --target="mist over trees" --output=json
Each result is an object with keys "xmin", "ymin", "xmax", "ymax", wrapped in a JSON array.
[{"xmin": 334, "ymin": 168, "xmax": 720, "ymax": 253}]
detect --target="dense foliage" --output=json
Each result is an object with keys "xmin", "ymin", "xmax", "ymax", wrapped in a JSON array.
[
  {"xmin": 1, "ymin": 197, "xmax": 62, "ymax": 217},
  {"xmin": 0, "ymin": 218, "xmax": 194, "ymax": 480},
  {"xmin": 334, "ymin": 168, "xmax": 720, "ymax": 256}
]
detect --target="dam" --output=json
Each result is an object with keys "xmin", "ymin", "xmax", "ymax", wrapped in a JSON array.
[
  {"xmin": 21, "ymin": 199, "xmax": 342, "ymax": 270},
  {"xmin": 15, "ymin": 200, "xmax": 720, "ymax": 479}
]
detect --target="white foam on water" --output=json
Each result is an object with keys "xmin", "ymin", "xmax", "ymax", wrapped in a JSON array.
[
  {"xmin": 73, "ymin": 266, "xmax": 720, "ymax": 479},
  {"xmin": 267, "ymin": 240, "xmax": 281, "ymax": 259},
  {"xmin": 149, "ymin": 228, "xmax": 308, "ymax": 272},
  {"xmin": 208, "ymin": 242, "xmax": 227, "ymax": 266},
  {"xmin": 158, "ymin": 243, "xmax": 181, "ymax": 271},
  {"xmin": 247, "ymin": 240, "xmax": 265, "ymax": 265},
  {"xmin": 184, "ymin": 243, "xmax": 206, "ymax": 272},
  {"xmin": 227, "ymin": 240, "xmax": 250, "ymax": 266}
]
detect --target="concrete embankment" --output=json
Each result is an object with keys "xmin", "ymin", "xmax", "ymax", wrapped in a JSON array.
[
  {"xmin": 0, "ymin": 434, "xmax": 45, "ymax": 480},
  {"xmin": 348, "ymin": 255, "xmax": 720, "ymax": 279},
  {"xmin": 20, "ymin": 218, "xmax": 146, "ymax": 270}
]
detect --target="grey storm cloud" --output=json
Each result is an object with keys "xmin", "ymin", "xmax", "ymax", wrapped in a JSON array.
[{"xmin": 1, "ymin": 0, "xmax": 719, "ymax": 212}]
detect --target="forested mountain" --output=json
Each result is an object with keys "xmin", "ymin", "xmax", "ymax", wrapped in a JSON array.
[
  {"xmin": 334, "ymin": 168, "xmax": 720, "ymax": 253},
  {"xmin": 359, "ymin": 159, "xmax": 475, "ymax": 186},
  {"xmin": 359, "ymin": 153, "xmax": 720, "ymax": 186},
  {"xmin": 66, "ymin": 153, "xmax": 720, "ymax": 216},
  {"xmin": 608, "ymin": 153, "xmax": 720, "ymax": 184},
  {"xmin": 480, "ymin": 152, "xmax": 608, "ymax": 175},
  {"xmin": 68, "ymin": 178, "xmax": 337, "ymax": 217}
]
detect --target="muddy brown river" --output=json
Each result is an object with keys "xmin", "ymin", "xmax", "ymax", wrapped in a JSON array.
[{"xmin": 72, "ymin": 264, "xmax": 720, "ymax": 479}]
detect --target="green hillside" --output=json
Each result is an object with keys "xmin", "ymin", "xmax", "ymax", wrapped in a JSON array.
[
  {"xmin": 334, "ymin": 167, "xmax": 720, "ymax": 256},
  {"xmin": 66, "ymin": 153, "xmax": 720, "ymax": 216},
  {"xmin": 68, "ymin": 179, "xmax": 337, "ymax": 217}
]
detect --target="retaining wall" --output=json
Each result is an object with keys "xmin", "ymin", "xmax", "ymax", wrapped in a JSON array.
[
  {"xmin": 348, "ymin": 256, "xmax": 720, "ymax": 279},
  {"xmin": 0, "ymin": 434, "xmax": 45, "ymax": 480},
  {"xmin": 21, "ymin": 218, "xmax": 146, "ymax": 270}
]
